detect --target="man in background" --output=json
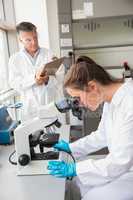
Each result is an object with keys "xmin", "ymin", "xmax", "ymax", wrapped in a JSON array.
[{"xmin": 8, "ymin": 21, "xmax": 58, "ymax": 121}]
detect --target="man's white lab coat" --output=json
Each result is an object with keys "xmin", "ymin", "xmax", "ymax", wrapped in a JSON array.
[
  {"xmin": 70, "ymin": 80, "xmax": 133, "ymax": 199},
  {"xmin": 8, "ymin": 48, "xmax": 61, "ymax": 121}
]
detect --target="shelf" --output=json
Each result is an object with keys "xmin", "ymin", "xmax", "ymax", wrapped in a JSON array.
[
  {"xmin": 72, "ymin": 15, "xmax": 133, "ymax": 23},
  {"xmin": 74, "ymin": 43, "xmax": 133, "ymax": 51}
]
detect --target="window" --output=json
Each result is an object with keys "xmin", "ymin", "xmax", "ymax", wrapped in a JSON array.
[
  {"xmin": 0, "ymin": 0, "xmax": 17, "ymax": 93},
  {"xmin": 0, "ymin": 0, "xmax": 18, "ymax": 122},
  {"xmin": 0, "ymin": 0, "xmax": 4, "ymax": 20},
  {"xmin": 0, "ymin": 30, "xmax": 9, "ymax": 92}
]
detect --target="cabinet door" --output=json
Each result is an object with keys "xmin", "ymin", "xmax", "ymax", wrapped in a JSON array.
[{"xmin": 72, "ymin": 0, "xmax": 133, "ymax": 19}]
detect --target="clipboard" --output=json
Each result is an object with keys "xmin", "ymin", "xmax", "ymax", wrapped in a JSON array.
[{"xmin": 41, "ymin": 57, "xmax": 65, "ymax": 76}]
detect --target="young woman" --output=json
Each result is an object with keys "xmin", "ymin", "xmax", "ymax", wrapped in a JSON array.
[{"xmin": 48, "ymin": 57, "xmax": 133, "ymax": 200}]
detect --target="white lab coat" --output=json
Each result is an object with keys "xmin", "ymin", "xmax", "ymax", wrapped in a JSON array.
[
  {"xmin": 70, "ymin": 79, "xmax": 133, "ymax": 199},
  {"xmin": 8, "ymin": 48, "xmax": 62, "ymax": 121}
]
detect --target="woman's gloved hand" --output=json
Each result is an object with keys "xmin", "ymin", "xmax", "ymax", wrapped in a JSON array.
[
  {"xmin": 54, "ymin": 140, "xmax": 71, "ymax": 153},
  {"xmin": 48, "ymin": 161, "xmax": 77, "ymax": 178}
]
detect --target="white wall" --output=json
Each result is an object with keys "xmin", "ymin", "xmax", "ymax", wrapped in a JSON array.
[
  {"xmin": 46, "ymin": 0, "xmax": 60, "ymax": 57},
  {"xmin": 13, "ymin": 0, "xmax": 50, "ymax": 48}
]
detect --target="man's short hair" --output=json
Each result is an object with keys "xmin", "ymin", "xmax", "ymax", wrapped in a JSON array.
[{"xmin": 16, "ymin": 22, "xmax": 37, "ymax": 34}]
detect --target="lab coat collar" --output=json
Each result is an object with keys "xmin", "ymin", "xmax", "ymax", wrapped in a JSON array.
[
  {"xmin": 23, "ymin": 47, "xmax": 40, "ymax": 57},
  {"xmin": 111, "ymin": 79, "xmax": 133, "ymax": 106},
  {"xmin": 21, "ymin": 47, "xmax": 41, "ymax": 66}
]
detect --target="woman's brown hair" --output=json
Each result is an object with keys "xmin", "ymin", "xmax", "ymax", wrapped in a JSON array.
[{"xmin": 64, "ymin": 56, "xmax": 122, "ymax": 90}]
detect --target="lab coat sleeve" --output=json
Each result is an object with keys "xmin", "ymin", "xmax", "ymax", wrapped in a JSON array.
[
  {"xmin": 55, "ymin": 64, "xmax": 65, "ymax": 100},
  {"xmin": 42, "ymin": 49, "xmax": 54, "ymax": 63},
  {"xmin": 76, "ymin": 103, "xmax": 133, "ymax": 186},
  {"xmin": 70, "ymin": 104, "xmax": 107, "ymax": 159},
  {"xmin": 48, "ymin": 49, "xmax": 54, "ymax": 61},
  {"xmin": 8, "ymin": 55, "xmax": 35, "ymax": 92},
  {"xmin": 55, "ymin": 64, "xmax": 65, "ymax": 85}
]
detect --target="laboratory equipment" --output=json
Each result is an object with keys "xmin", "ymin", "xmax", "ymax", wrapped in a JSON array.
[
  {"xmin": 123, "ymin": 62, "xmax": 133, "ymax": 80},
  {"xmin": 14, "ymin": 98, "xmax": 82, "ymax": 175},
  {"xmin": 0, "ymin": 106, "xmax": 18, "ymax": 144}
]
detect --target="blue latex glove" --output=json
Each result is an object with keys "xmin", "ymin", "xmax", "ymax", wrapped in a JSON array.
[
  {"xmin": 48, "ymin": 161, "xmax": 77, "ymax": 178},
  {"xmin": 54, "ymin": 140, "xmax": 71, "ymax": 153}
]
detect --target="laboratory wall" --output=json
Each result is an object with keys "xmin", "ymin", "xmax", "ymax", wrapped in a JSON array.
[
  {"xmin": 13, "ymin": 0, "xmax": 50, "ymax": 48},
  {"xmin": 13, "ymin": 0, "xmax": 60, "ymax": 56},
  {"xmin": 46, "ymin": 0, "xmax": 60, "ymax": 57}
]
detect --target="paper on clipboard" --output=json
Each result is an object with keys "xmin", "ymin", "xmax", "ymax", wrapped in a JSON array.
[{"xmin": 41, "ymin": 57, "xmax": 65, "ymax": 76}]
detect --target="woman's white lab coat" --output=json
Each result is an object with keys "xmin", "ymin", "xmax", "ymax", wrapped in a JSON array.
[
  {"xmin": 70, "ymin": 80, "xmax": 133, "ymax": 199},
  {"xmin": 8, "ymin": 48, "xmax": 61, "ymax": 121}
]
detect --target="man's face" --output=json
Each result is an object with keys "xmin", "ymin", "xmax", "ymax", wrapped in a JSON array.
[
  {"xmin": 19, "ymin": 31, "xmax": 39, "ymax": 54},
  {"xmin": 66, "ymin": 81, "xmax": 104, "ymax": 111}
]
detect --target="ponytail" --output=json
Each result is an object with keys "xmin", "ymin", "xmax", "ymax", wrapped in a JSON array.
[{"xmin": 64, "ymin": 62, "xmax": 122, "ymax": 90}]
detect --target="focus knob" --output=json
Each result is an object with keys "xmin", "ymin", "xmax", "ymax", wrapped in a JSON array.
[{"xmin": 18, "ymin": 154, "xmax": 30, "ymax": 166}]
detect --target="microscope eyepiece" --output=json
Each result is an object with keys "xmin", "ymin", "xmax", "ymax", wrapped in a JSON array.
[{"xmin": 55, "ymin": 97, "xmax": 83, "ymax": 120}]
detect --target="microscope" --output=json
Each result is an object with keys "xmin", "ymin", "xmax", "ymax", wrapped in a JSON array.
[{"xmin": 14, "ymin": 98, "xmax": 83, "ymax": 175}]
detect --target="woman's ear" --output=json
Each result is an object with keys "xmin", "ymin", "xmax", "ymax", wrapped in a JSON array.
[{"xmin": 87, "ymin": 80, "xmax": 97, "ymax": 92}]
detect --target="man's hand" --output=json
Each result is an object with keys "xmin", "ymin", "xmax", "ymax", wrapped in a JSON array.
[{"xmin": 35, "ymin": 69, "xmax": 49, "ymax": 85}]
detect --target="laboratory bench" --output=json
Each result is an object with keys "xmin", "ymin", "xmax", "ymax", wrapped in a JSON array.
[{"xmin": 0, "ymin": 144, "xmax": 66, "ymax": 200}]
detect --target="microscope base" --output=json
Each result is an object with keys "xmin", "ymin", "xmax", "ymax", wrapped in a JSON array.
[
  {"xmin": 17, "ymin": 160, "xmax": 53, "ymax": 176},
  {"xmin": 17, "ymin": 151, "xmax": 68, "ymax": 176}
]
